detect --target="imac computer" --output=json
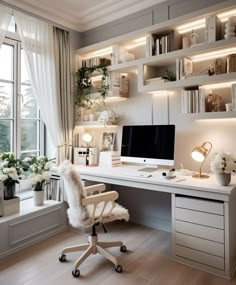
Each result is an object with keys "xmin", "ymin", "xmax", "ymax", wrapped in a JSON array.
[{"xmin": 120, "ymin": 125, "xmax": 175, "ymax": 172}]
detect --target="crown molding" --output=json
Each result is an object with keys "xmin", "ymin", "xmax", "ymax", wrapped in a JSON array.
[{"xmin": 3, "ymin": 0, "xmax": 166, "ymax": 32}]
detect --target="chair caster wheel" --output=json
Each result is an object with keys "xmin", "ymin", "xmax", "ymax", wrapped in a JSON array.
[
  {"xmin": 59, "ymin": 254, "xmax": 66, "ymax": 262},
  {"xmin": 72, "ymin": 269, "xmax": 80, "ymax": 277},
  {"xmin": 120, "ymin": 245, "xmax": 127, "ymax": 252},
  {"xmin": 115, "ymin": 265, "xmax": 122, "ymax": 273}
]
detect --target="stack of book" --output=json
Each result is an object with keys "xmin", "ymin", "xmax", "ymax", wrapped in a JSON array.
[
  {"xmin": 182, "ymin": 88, "xmax": 206, "ymax": 114},
  {"xmin": 153, "ymin": 31, "xmax": 182, "ymax": 56},
  {"xmin": 99, "ymin": 151, "xmax": 122, "ymax": 167},
  {"xmin": 81, "ymin": 57, "xmax": 111, "ymax": 68}
]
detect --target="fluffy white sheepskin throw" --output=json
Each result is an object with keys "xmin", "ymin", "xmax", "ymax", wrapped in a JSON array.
[{"xmin": 59, "ymin": 160, "xmax": 89, "ymax": 228}]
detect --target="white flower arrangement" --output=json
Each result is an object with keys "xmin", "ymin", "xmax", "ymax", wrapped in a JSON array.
[
  {"xmin": 0, "ymin": 153, "xmax": 23, "ymax": 186},
  {"xmin": 24, "ymin": 156, "xmax": 54, "ymax": 191},
  {"xmin": 210, "ymin": 152, "xmax": 236, "ymax": 174}
]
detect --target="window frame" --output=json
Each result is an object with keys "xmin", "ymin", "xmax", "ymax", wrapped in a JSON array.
[{"xmin": 1, "ymin": 32, "xmax": 45, "ymax": 158}]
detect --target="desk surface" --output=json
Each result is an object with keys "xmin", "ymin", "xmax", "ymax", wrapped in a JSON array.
[{"xmin": 76, "ymin": 165, "xmax": 236, "ymax": 201}]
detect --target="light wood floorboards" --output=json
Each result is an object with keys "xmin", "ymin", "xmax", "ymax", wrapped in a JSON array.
[{"xmin": 0, "ymin": 222, "xmax": 236, "ymax": 285}]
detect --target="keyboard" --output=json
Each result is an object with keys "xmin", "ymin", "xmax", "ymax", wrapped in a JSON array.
[{"xmin": 138, "ymin": 167, "xmax": 157, "ymax": 173}]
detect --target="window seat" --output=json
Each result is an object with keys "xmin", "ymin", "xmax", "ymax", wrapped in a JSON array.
[{"xmin": 0, "ymin": 199, "xmax": 67, "ymax": 259}]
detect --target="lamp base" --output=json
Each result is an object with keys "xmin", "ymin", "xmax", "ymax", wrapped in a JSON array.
[{"xmin": 192, "ymin": 173, "xmax": 209, "ymax": 179}]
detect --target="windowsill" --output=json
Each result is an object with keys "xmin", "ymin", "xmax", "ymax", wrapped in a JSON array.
[{"xmin": 0, "ymin": 199, "xmax": 63, "ymax": 224}]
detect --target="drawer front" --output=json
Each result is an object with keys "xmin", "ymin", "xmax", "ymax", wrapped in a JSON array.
[
  {"xmin": 176, "ymin": 196, "xmax": 224, "ymax": 215},
  {"xmin": 176, "ymin": 208, "xmax": 224, "ymax": 229},
  {"xmin": 176, "ymin": 245, "xmax": 224, "ymax": 270},
  {"xmin": 176, "ymin": 220, "xmax": 224, "ymax": 243},
  {"xmin": 176, "ymin": 232, "xmax": 224, "ymax": 257}
]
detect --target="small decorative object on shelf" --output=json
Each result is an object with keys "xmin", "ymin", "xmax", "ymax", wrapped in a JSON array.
[
  {"xmin": 224, "ymin": 16, "xmax": 236, "ymax": 39},
  {"xmin": 23, "ymin": 156, "xmax": 54, "ymax": 206},
  {"xmin": 206, "ymin": 93, "xmax": 223, "ymax": 112},
  {"xmin": 190, "ymin": 30, "xmax": 198, "ymax": 46},
  {"xmin": 98, "ymin": 110, "xmax": 119, "ymax": 125},
  {"xmin": 119, "ymin": 51, "xmax": 135, "ymax": 63},
  {"xmin": 210, "ymin": 152, "xmax": 236, "ymax": 186},
  {"xmin": 75, "ymin": 64, "xmax": 109, "ymax": 109}
]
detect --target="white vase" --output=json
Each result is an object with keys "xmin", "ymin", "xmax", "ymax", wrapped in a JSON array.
[
  {"xmin": 33, "ymin": 190, "xmax": 44, "ymax": 206},
  {"xmin": 215, "ymin": 173, "xmax": 231, "ymax": 186}
]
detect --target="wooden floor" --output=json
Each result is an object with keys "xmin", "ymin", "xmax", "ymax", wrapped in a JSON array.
[{"xmin": 0, "ymin": 222, "xmax": 236, "ymax": 285}]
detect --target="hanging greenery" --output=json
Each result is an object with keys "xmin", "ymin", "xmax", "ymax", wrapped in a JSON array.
[{"xmin": 75, "ymin": 64, "xmax": 110, "ymax": 109}]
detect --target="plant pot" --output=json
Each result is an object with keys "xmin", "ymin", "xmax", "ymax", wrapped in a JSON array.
[
  {"xmin": 3, "ymin": 183, "xmax": 16, "ymax": 200},
  {"xmin": 2, "ymin": 196, "xmax": 20, "ymax": 216},
  {"xmin": 33, "ymin": 190, "xmax": 44, "ymax": 206},
  {"xmin": 215, "ymin": 173, "xmax": 231, "ymax": 186}
]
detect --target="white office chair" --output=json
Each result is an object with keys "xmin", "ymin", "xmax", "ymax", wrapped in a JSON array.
[{"xmin": 58, "ymin": 161, "xmax": 129, "ymax": 277}]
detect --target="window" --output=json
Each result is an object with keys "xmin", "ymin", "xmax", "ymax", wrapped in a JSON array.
[{"xmin": 0, "ymin": 33, "xmax": 44, "ymax": 158}]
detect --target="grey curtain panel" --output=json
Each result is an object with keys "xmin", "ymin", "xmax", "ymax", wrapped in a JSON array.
[{"xmin": 53, "ymin": 27, "xmax": 74, "ymax": 162}]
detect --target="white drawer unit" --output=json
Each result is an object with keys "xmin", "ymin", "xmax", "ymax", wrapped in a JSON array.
[{"xmin": 172, "ymin": 194, "xmax": 227, "ymax": 277}]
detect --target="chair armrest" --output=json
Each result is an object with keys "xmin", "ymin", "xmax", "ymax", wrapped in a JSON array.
[
  {"xmin": 82, "ymin": 191, "xmax": 119, "ymax": 206},
  {"xmin": 84, "ymin": 183, "xmax": 106, "ymax": 196}
]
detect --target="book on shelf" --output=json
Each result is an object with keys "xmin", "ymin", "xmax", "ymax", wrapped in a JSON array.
[
  {"xmin": 226, "ymin": 54, "xmax": 236, "ymax": 73},
  {"xmin": 231, "ymin": 83, "xmax": 236, "ymax": 111},
  {"xmin": 153, "ymin": 30, "xmax": 182, "ymax": 55},
  {"xmin": 145, "ymin": 77, "xmax": 167, "ymax": 85},
  {"xmin": 146, "ymin": 34, "xmax": 154, "ymax": 57},
  {"xmin": 182, "ymin": 87, "xmax": 201, "ymax": 114},
  {"xmin": 205, "ymin": 15, "xmax": 222, "ymax": 42},
  {"xmin": 82, "ymin": 57, "xmax": 111, "ymax": 68}
]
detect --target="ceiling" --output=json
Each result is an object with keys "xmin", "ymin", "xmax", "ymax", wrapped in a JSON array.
[{"xmin": 5, "ymin": 0, "xmax": 166, "ymax": 32}]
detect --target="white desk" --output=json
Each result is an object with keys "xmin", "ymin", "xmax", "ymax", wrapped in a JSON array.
[{"xmin": 77, "ymin": 164, "xmax": 236, "ymax": 279}]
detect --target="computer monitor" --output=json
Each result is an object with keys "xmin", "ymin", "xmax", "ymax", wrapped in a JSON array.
[{"xmin": 120, "ymin": 125, "xmax": 175, "ymax": 170}]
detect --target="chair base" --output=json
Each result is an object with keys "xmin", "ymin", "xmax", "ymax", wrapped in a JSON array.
[{"xmin": 60, "ymin": 234, "xmax": 125, "ymax": 271}]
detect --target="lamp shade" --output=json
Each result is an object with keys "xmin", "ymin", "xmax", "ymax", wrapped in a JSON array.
[
  {"xmin": 191, "ymin": 142, "xmax": 212, "ymax": 179},
  {"xmin": 191, "ymin": 145, "xmax": 208, "ymax": 162},
  {"xmin": 82, "ymin": 133, "xmax": 93, "ymax": 145}
]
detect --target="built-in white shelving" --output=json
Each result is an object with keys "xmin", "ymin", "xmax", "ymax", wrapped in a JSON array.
[{"xmin": 76, "ymin": 0, "xmax": 236, "ymax": 124}]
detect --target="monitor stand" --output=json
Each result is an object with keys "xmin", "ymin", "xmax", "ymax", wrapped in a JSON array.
[{"xmin": 138, "ymin": 165, "xmax": 158, "ymax": 173}]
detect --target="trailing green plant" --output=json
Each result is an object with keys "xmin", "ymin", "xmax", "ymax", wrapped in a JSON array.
[{"xmin": 75, "ymin": 64, "xmax": 110, "ymax": 109}]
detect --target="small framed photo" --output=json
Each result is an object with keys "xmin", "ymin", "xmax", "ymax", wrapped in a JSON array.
[{"xmin": 101, "ymin": 132, "xmax": 115, "ymax": 151}]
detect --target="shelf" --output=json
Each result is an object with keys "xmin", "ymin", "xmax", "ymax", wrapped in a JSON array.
[
  {"xmin": 108, "ymin": 59, "xmax": 140, "ymax": 72},
  {"xmin": 75, "ymin": 121, "xmax": 118, "ymax": 126},
  {"xmin": 140, "ymin": 72, "xmax": 236, "ymax": 93},
  {"xmin": 182, "ymin": 111, "xmax": 236, "ymax": 120},
  {"xmin": 140, "ymin": 37, "xmax": 236, "ymax": 67}
]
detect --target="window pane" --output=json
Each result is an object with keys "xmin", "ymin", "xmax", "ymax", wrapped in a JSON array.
[
  {"xmin": 20, "ymin": 151, "xmax": 39, "ymax": 160},
  {"xmin": 21, "ymin": 120, "xmax": 38, "ymax": 151},
  {"xmin": 8, "ymin": 15, "xmax": 16, "ymax": 33},
  {"xmin": 0, "ymin": 82, "xmax": 13, "ymax": 118},
  {"xmin": 0, "ymin": 120, "xmax": 11, "ymax": 153},
  {"xmin": 21, "ymin": 50, "xmax": 30, "ymax": 84},
  {"xmin": 21, "ymin": 85, "xmax": 38, "ymax": 119},
  {"xmin": 0, "ymin": 44, "xmax": 13, "ymax": 81}
]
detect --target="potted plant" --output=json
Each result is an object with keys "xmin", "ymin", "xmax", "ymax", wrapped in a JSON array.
[
  {"xmin": 75, "ymin": 64, "xmax": 110, "ymax": 119},
  {"xmin": 210, "ymin": 152, "xmax": 236, "ymax": 185},
  {"xmin": 25, "ymin": 156, "xmax": 54, "ymax": 206},
  {"xmin": 0, "ymin": 153, "xmax": 24, "ymax": 200},
  {"xmin": 0, "ymin": 152, "xmax": 25, "ymax": 216}
]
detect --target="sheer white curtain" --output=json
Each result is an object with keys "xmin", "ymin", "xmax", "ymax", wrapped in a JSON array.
[
  {"xmin": 0, "ymin": 5, "xmax": 11, "ymax": 48},
  {"xmin": 14, "ymin": 11, "xmax": 63, "ymax": 157}
]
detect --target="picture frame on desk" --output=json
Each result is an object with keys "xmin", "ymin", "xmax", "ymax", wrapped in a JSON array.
[{"xmin": 101, "ymin": 132, "xmax": 115, "ymax": 151}]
